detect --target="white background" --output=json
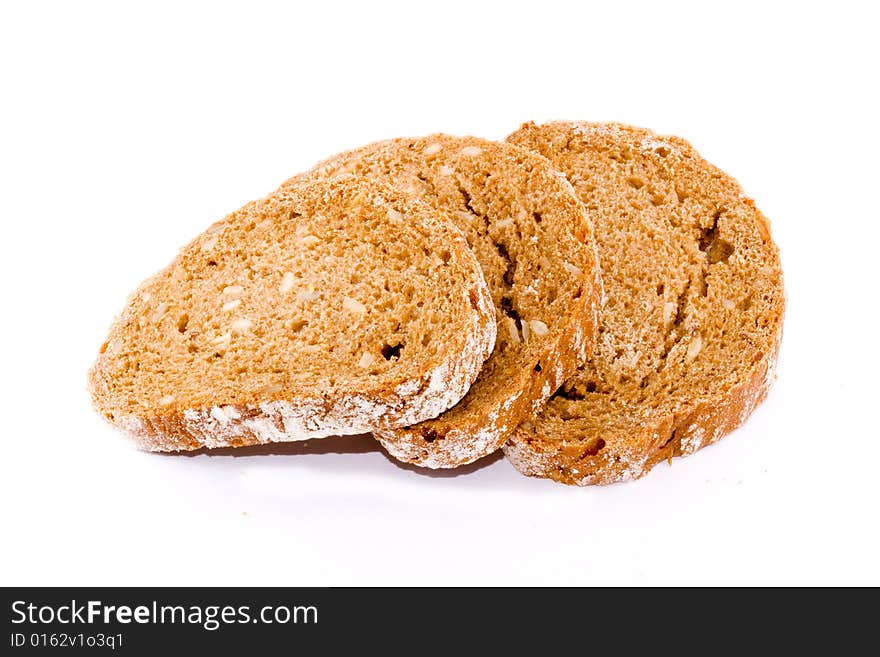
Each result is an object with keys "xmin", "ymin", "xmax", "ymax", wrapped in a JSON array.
[{"xmin": 1, "ymin": 1, "xmax": 877, "ymax": 586}]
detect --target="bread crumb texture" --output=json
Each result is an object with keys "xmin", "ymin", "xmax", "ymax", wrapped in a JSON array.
[
  {"xmin": 89, "ymin": 175, "xmax": 496, "ymax": 450},
  {"xmin": 296, "ymin": 135, "xmax": 602, "ymax": 467},
  {"xmin": 504, "ymin": 121, "xmax": 784, "ymax": 485}
]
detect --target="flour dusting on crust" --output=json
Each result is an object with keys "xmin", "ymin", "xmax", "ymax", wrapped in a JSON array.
[{"xmin": 110, "ymin": 284, "xmax": 495, "ymax": 452}]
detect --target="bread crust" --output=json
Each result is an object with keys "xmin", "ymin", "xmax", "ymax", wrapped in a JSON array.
[
  {"xmin": 89, "ymin": 176, "xmax": 496, "ymax": 450},
  {"xmin": 381, "ymin": 298, "xmax": 597, "ymax": 468},
  {"xmin": 504, "ymin": 121, "xmax": 785, "ymax": 485},
  {"xmin": 300, "ymin": 135, "xmax": 602, "ymax": 468},
  {"xmin": 503, "ymin": 322, "xmax": 781, "ymax": 484},
  {"xmin": 99, "ymin": 324, "xmax": 495, "ymax": 452}
]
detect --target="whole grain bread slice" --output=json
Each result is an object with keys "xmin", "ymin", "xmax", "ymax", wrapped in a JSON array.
[
  {"xmin": 297, "ymin": 135, "xmax": 602, "ymax": 467},
  {"xmin": 505, "ymin": 121, "xmax": 784, "ymax": 485},
  {"xmin": 89, "ymin": 175, "xmax": 496, "ymax": 451}
]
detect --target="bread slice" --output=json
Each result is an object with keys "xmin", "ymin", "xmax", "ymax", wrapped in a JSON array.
[
  {"xmin": 89, "ymin": 175, "xmax": 497, "ymax": 451},
  {"xmin": 297, "ymin": 135, "xmax": 602, "ymax": 467},
  {"xmin": 505, "ymin": 121, "xmax": 784, "ymax": 484}
]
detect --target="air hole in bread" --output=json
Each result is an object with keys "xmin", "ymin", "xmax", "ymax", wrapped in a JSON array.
[
  {"xmin": 533, "ymin": 212, "xmax": 543, "ymax": 223},
  {"xmin": 626, "ymin": 176, "xmax": 645, "ymax": 189},
  {"xmin": 580, "ymin": 437, "xmax": 606, "ymax": 457},
  {"xmin": 706, "ymin": 238, "xmax": 734, "ymax": 264},
  {"xmin": 177, "ymin": 314, "xmax": 189, "ymax": 333},
  {"xmin": 495, "ymin": 242, "xmax": 516, "ymax": 287},
  {"xmin": 458, "ymin": 187, "xmax": 490, "ymax": 229},
  {"xmin": 381, "ymin": 342, "xmax": 403, "ymax": 361},
  {"xmin": 459, "ymin": 188, "xmax": 474, "ymax": 213},
  {"xmin": 656, "ymin": 283, "xmax": 665, "ymax": 295},
  {"xmin": 554, "ymin": 383, "xmax": 584, "ymax": 400},
  {"xmin": 500, "ymin": 296, "xmax": 525, "ymax": 342},
  {"xmin": 207, "ymin": 260, "xmax": 217, "ymax": 267},
  {"xmin": 671, "ymin": 282, "xmax": 690, "ymax": 329},
  {"xmin": 534, "ymin": 362, "xmax": 542, "ymax": 372},
  {"xmin": 500, "ymin": 296, "xmax": 519, "ymax": 321},
  {"xmin": 423, "ymin": 429, "xmax": 440, "ymax": 443},
  {"xmin": 699, "ymin": 211, "xmax": 735, "ymax": 265}
]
